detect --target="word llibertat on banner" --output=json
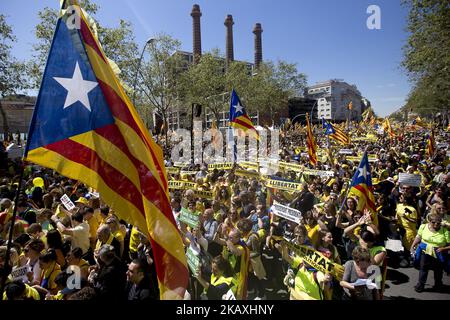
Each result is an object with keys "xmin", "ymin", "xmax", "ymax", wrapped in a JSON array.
[
  {"xmin": 168, "ymin": 181, "xmax": 196, "ymax": 190},
  {"xmin": 283, "ymin": 241, "xmax": 345, "ymax": 281},
  {"xmin": 265, "ymin": 179, "xmax": 303, "ymax": 193},
  {"xmin": 271, "ymin": 202, "xmax": 301, "ymax": 224},
  {"xmin": 208, "ymin": 162, "xmax": 234, "ymax": 171}
]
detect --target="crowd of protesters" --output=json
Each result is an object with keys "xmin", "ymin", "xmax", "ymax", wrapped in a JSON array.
[{"xmin": 0, "ymin": 120, "xmax": 449, "ymax": 300}]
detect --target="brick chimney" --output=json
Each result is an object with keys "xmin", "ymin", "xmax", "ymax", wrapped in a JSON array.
[
  {"xmin": 224, "ymin": 14, "xmax": 234, "ymax": 70},
  {"xmin": 191, "ymin": 4, "xmax": 202, "ymax": 64},
  {"xmin": 253, "ymin": 23, "xmax": 263, "ymax": 69}
]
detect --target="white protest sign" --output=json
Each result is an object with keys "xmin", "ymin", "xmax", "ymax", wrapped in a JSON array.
[
  {"xmin": 60, "ymin": 194, "xmax": 76, "ymax": 211},
  {"xmin": 224, "ymin": 289, "xmax": 236, "ymax": 300},
  {"xmin": 271, "ymin": 202, "xmax": 301, "ymax": 224},
  {"xmin": 302, "ymin": 169, "xmax": 335, "ymax": 177},
  {"xmin": 338, "ymin": 149, "xmax": 354, "ymax": 155},
  {"xmin": 398, "ymin": 173, "xmax": 422, "ymax": 187},
  {"xmin": 9, "ymin": 266, "xmax": 30, "ymax": 283}
]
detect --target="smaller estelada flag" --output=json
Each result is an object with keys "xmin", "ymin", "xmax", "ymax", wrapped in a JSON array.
[
  {"xmin": 229, "ymin": 89, "xmax": 259, "ymax": 140},
  {"xmin": 347, "ymin": 101, "xmax": 353, "ymax": 110}
]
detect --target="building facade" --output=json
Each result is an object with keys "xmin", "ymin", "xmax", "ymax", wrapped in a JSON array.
[
  {"xmin": 288, "ymin": 97, "xmax": 318, "ymax": 124},
  {"xmin": 0, "ymin": 95, "xmax": 36, "ymax": 140},
  {"xmin": 305, "ymin": 79, "xmax": 363, "ymax": 121}
]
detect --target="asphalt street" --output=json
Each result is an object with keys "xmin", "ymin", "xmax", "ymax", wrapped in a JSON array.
[{"xmin": 383, "ymin": 265, "xmax": 450, "ymax": 300}]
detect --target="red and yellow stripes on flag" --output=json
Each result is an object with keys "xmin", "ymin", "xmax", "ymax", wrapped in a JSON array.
[
  {"xmin": 426, "ymin": 130, "xmax": 436, "ymax": 158},
  {"xmin": 26, "ymin": 1, "xmax": 188, "ymax": 299},
  {"xmin": 329, "ymin": 123, "xmax": 351, "ymax": 145},
  {"xmin": 230, "ymin": 114, "xmax": 260, "ymax": 140},
  {"xmin": 382, "ymin": 118, "xmax": 395, "ymax": 139},
  {"xmin": 349, "ymin": 183, "xmax": 377, "ymax": 213},
  {"xmin": 235, "ymin": 242, "xmax": 250, "ymax": 300},
  {"xmin": 305, "ymin": 113, "xmax": 318, "ymax": 166}
]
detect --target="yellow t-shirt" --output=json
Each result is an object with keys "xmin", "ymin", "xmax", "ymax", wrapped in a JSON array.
[
  {"xmin": 305, "ymin": 224, "xmax": 320, "ymax": 247},
  {"xmin": 129, "ymin": 227, "xmax": 141, "ymax": 254},
  {"xmin": 418, "ymin": 223, "xmax": 450, "ymax": 248},
  {"xmin": 87, "ymin": 215, "xmax": 100, "ymax": 239},
  {"xmin": 114, "ymin": 230, "xmax": 125, "ymax": 242},
  {"xmin": 396, "ymin": 203, "xmax": 418, "ymax": 231},
  {"xmin": 3, "ymin": 284, "xmax": 41, "ymax": 300},
  {"xmin": 41, "ymin": 262, "xmax": 61, "ymax": 292}
]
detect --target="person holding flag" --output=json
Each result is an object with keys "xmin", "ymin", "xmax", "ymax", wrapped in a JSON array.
[
  {"xmin": 6, "ymin": 0, "xmax": 188, "ymax": 300},
  {"xmin": 347, "ymin": 152, "xmax": 378, "ymax": 227}
]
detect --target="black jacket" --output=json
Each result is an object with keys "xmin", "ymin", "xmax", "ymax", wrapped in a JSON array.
[
  {"xmin": 94, "ymin": 257, "xmax": 127, "ymax": 300},
  {"xmin": 126, "ymin": 276, "xmax": 158, "ymax": 300}
]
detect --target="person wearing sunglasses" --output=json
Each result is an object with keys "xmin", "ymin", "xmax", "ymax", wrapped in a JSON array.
[{"xmin": 411, "ymin": 213, "xmax": 450, "ymax": 292}]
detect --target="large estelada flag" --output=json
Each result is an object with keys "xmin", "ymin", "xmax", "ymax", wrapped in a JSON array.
[
  {"xmin": 24, "ymin": 0, "xmax": 188, "ymax": 299},
  {"xmin": 229, "ymin": 89, "xmax": 259, "ymax": 140},
  {"xmin": 348, "ymin": 152, "xmax": 376, "ymax": 214},
  {"xmin": 305, "ymin": 113, "xmax": 317, "ymax": 166},
  {"xmin": 322, "ymin": 118, "xmax": 351, "ymax": 145}
]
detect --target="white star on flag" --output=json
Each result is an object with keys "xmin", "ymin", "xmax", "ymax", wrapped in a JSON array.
[
  {"xmin": 357, "ymin": 166, "xmax": 367, "ymax": 180},
  {"xmin": 53, "ymin": 61, "xmax": 98, "ymax": 112},
  {"xmin": 234, "ymin": 101, "xmax": 244, "ymax": 114}
]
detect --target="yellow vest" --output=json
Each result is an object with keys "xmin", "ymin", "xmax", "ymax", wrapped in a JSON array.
[{"xmin": 293, "ymin": 266, "xmax": 322, "ymax": 300}]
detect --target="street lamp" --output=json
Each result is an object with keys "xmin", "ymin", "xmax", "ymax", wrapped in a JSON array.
[
  {"xmin": 310, "ymin": 100, "xmax": 318, "ymax": 124},
  {"xmin": 132, "ymin": 38, "xmax": 155, "ymax": 107},
  {"xmin": 291, "ymin": 113, "xmax": 307, "ymax": 124}
]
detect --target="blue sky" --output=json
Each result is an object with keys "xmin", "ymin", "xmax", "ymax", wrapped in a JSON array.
[{"xmin": 1, "ymin": 0, "xmax": 411, "ymax": 117}]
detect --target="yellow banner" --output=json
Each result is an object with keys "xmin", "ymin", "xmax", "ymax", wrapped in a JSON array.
[
  {"xmin": 235, "ymin": 169, "xmax": 260, "ymax": 178},
  {"xmin": 173, "ymin": 162, "xmax": 190, "ymax": 167},
  {"xmin": 346, "ymin": 156, "xmax": 377, "ymax": 162},
  {"xmin": 180, "ymin": 170, "xmax": 199, "ymax": 175},
  {"xmin": 265, "ymin": 179, "xmax": 303, "ymax": 192},
  {"xmin": 194, "ymin": 190, "xmax": 214, "ymax": 199},
  {"xmin": 208, "ymin": 162, "xmax": 234, "ymax": 171},
  {"xmin": 279, "ymin": 161, "xmax": 303, "ymax": 172},
  {"xmin": 167, "ymin": 167, "xmax": 180, "ymax": 174},
  {"xmin": 283, "ymin": 241, "xmax": 344, "ymax": 281},
  {"xmin": 168, "ymin": 181, "xmax": 196, "ymax": 190},
  {"xmin": 240, "ymin": 161, "xmax": 259, "ymax": 171}
]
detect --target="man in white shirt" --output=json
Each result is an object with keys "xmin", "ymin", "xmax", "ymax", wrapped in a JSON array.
[{"xmin": 52, "ymin": 209, "xmax": 90, "ymax": 254}]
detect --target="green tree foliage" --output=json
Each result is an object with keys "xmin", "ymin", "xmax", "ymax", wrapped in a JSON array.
[
  {"xmin": 135, "ymin": 33, "xmax": 184, "ymax": 128},
  {"xmin": 181, "ymin": 51, "xmax": 307, "ymax": 126},
  {"xmin": 402, "ymin": 0, "xmax": 450, "ymax": 116},
  {"xmin": 225, "ymin": 60, "xmax": 307, "ymax": 126},
  {"xmin": 179, "ymin": 49, "xmax": 227, "ymax": 122}
]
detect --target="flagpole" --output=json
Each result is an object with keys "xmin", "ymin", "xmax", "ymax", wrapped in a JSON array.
[{"xmin": 0, "ymin": 159, "xmax": 26, "ymax": 298}]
